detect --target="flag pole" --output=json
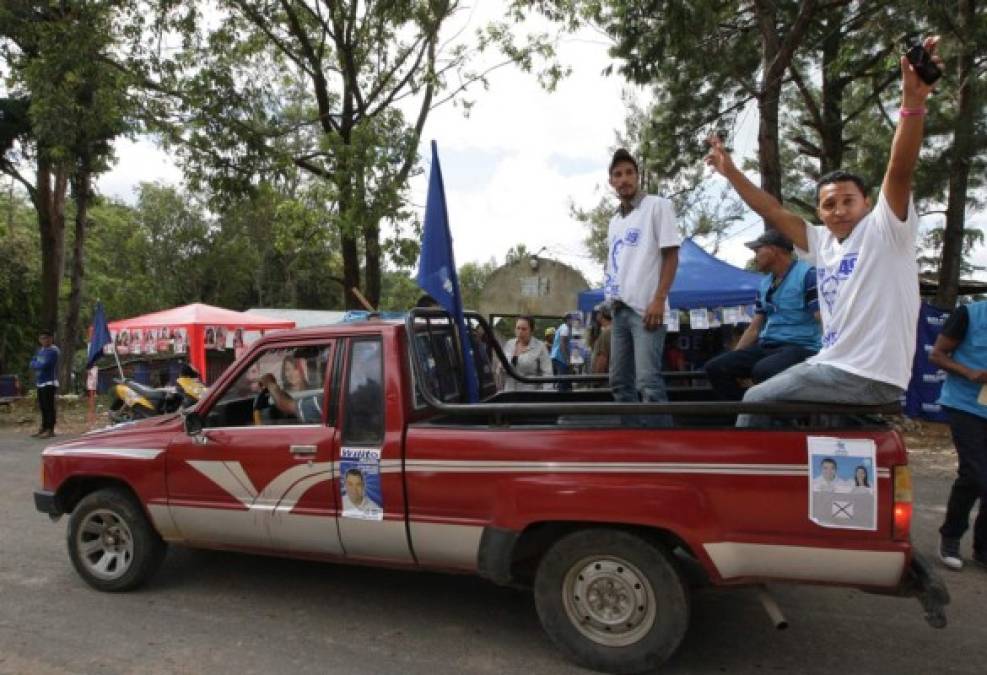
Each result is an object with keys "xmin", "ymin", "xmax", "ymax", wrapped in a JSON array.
[{"xmin": 111, "ymin": 342, "xmax": 125, "ymax": 380}]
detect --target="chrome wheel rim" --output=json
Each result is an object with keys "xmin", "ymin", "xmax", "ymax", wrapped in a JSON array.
[
  {"xmin": 562, "ymin": 555, "xmax": 657, "ymax": 647},
  {"xmin": 76, "ymin": 509, "xmax": 135, "ymax": 580}
]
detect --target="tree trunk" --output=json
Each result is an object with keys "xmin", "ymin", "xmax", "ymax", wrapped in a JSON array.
[
  {"xmin": 755, "ymin": 2, "xmax": 783, "ymax": 206},
  {"xmin": 819, "ymin": 9, "xmax": 845, "ymax": 174},
  {"xmin": 363, "ymin": 218, "xmax": 381, "ymax": 309},
  {"xmin": 934, "ymin": 0, "xmax": 977, "ymax": 310},
  {"xmin": 61, "ymin": 163, "xmax": 91, "ymax": 389},
  {"xmin": 756, "ymin": 87, "xmax": 783, "ymax": 203},
  {"xmin": 36, "ymin": 155, "xmax": 69, "ymax": 334}
]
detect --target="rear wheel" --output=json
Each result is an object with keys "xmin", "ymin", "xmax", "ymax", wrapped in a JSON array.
[
  {"xmin": 67, "ymin": 488, "xmax": 166, "ymax": 592},
  {"xmin": 534, "ymin": 529, "xmax": 690, "ymax": 674}
]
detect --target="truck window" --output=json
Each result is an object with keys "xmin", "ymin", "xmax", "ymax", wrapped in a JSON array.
[
  {"xmin": 205, "ymin": 344, "xmax": 332, "ymax": 428},
  {"xmin": 343, "ymin": 339, "xmax": 384, "ymax": 444},
  {"xmin": 410, "ymin": 315, "xmax": 497, "ymax": 407}
]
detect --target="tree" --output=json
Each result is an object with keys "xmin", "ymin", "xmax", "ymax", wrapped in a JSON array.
[
  {"xmin": 918, "ymin": 225, "xmax": 985, "ymax": 277},
  {"xmin": 459, "ymin": 258, "xmax": 498, "ymax": 310},
  {"xmin": 1, "ymin": 1, "xmax": 133, "ymax": 383},
  {"xmin": 0, "ymin": 186, "xmax": 41, "ymax": 380},
  {"xmin": 932, "ymin": 0, "xmax": 986, "ymax": 308},
  {"xmin": 505, "ymin": 243, "xmax": 532, "ymax": 265},
  {"xmin": 134, "ymin": 1, "xmax": 559, "ymax": 309},
  {"xmin": 533, "ymin": 0, "xmax": 823, "ymax": 203}
]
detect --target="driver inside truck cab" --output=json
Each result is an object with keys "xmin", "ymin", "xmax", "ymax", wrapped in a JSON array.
[{"xmin": 259, "ymin": 352, "xmax": 323, "ymax": 423}]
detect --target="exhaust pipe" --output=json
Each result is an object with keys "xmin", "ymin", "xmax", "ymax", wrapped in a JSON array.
[{"xmin": 757, "ymin": 586, "xmax": 788, "ymax": 630}]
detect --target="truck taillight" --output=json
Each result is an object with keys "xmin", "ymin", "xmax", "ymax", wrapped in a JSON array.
[{"xmin": 893, "ymin": 465, "xmax": 912, "ymax": 541}]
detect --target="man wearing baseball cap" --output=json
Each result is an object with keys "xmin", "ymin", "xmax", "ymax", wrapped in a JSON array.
[{"xmin": 704, "ymin": 231, "xmax": 820, "ymax": 401}]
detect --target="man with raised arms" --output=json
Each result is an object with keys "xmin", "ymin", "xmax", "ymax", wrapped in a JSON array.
[{"xmin": 705, "ymin": 37, "xmax": 942, "ymax": 425}]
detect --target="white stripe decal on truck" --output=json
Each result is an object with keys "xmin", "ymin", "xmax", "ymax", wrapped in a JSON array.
[
  {"xmin": 405, "ymin": 460, "xmax": 892, "ymax": 478},
  {"xmin": 42, "ymin": 447, "xmax": 165, "ymax": 460},
  {"xmin": 704, "ymin": 542, "xmax": 905, "ymax": 586}
]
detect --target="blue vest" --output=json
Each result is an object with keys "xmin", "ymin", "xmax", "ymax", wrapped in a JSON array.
[
  {"xmin": 939, "ymin": 301, "xmax": 987, "ymax": 419},
  {"xmin": 759, "ymin": 260, "xmax": 821, "ymax": 350}
]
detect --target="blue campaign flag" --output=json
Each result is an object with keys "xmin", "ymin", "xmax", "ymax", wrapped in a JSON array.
[
  {"xmin": 86, "ymin": 301, "xmax": 112, "ymax": 369},
  {"xmin": 416, "ymin": 141, "xmax": 479, "ymax": 402}
]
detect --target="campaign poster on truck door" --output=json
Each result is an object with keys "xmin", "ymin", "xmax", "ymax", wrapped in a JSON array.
[
  {"xmin": 807, "ymin": 437, "xmax": 877, "ymax": 531},
  {"xmin": 340, "ymin": 447, "xmax": 383, "ymax": 521}
]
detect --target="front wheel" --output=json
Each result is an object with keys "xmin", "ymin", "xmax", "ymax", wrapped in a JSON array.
[
  {"xmin": 67, "ymin": 488, "xmax": 166, "ymax": 592},
  {"xmin": 534, "ymin": 529, "xmax": 690, "ymax": 674}
]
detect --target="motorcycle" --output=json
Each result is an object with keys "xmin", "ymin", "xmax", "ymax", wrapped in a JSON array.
[{"xmin": 108, "ymin": 365, "xmax": 206, "ymax": 424}]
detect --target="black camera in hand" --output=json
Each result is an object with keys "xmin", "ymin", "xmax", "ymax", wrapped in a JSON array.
[{"xmin": 905, "ymin": 43, "xmax": 942, "ymax": 85}]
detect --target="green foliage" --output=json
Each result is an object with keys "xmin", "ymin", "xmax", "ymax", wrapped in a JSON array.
[
  {"xmin": 505, "ymin": 244, "xmax": 532, "ymax": 265},
  {"xmin": 570, "ymin": 197, "xmax": 610, "ymax": 267},
  {"xmin": 459, "ymin": 258, "xmax": 498, "ymax": 310},
  {"xmin": 127, "ymin": 0, "xmax": 562, "ymax": 308},
  {"xmin": 0, "ymin": 187, "xmax": 40, "ymax": 379},
  {"xmin": 378, "ymin": 270, "xmax": 422, "ymax": 312},
  {"xmin": 918, "ymin": 226, "xmax": 985, "ymax": 276}
]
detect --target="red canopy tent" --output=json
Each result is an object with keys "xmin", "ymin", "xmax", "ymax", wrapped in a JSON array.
[{"xmin": 107, "ymin": 303, "xmax": 295, "ymax": 383}]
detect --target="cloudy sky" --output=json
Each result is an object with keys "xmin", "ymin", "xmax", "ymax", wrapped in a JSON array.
[{"xmin": 97, "ymin": 5, "xmax": 986, "ymax": 287}]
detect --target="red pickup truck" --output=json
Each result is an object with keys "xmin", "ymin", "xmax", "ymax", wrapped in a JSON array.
[{"xmin": 35, "ymin": 310, "xmax": 948, "ymax": 674}]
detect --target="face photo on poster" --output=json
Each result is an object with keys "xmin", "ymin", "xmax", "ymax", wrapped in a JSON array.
[
  {"xmin": 115, "ymin": 329, "xmax": 130, "ymax": 355},
  {"xmin": 173, "ymin": 327, "xmax": 187, "ymax": 354},
  {"xmin": 340, "ymin": 447, "xmax": 383, "ymax": 521},
  {"xmin": 156, "ymin": 327, "xmax": 172, "ymax": 353},
  {"xmin": 215, "ymin": 326, "xmax": 228, "ymax": 350},
  {"xmin": 131, "ymin": 329, "xmax": 143, "ymax": 355},
  {"xmin": 689, "ymin": 309, "xmax": 710, "ymax": 330},
  {"xmin": 204, "ymin": 326, "xmax": 216, "ymax": 350},
  {"xmin": 722, "ymin": 307, "xmax": 742, "ymax": 325},
  {"xmin": 664, "ymin": 310, "xmax": 681, "ymax": 333},
  {"xmin": 143, "ymin": 329, "xmax": 157, "ymax": 354},
  {"xmin": 807, "ymin": 436, "xmax": 877, "ymax": 531}
]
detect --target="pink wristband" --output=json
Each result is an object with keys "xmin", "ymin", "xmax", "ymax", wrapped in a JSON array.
[{"xmin": 899, "ymin": 107, "xmax": 927, "ymax": 117}]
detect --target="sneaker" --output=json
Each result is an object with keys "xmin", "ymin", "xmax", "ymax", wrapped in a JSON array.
[
  {"xmin": 36, "ymin": 430, "xmax": 55, "ymax": 439},
  {"xmin": 938, "ymin": 536, "xmax": 963, "ymax": 571}
]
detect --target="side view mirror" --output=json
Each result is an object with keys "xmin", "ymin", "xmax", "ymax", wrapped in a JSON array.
[{"xmin": 184, "ymin": 411, "xmax": 204, "ymax": 436}]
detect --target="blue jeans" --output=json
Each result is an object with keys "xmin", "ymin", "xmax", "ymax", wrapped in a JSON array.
[
  {"xmin": 704, "ymin": 343, "xmax": 817, "ymax": 401},
  {"xmin": 610, "ymin": 305, "xmax": 670, "ymax": 427},
  {"xmin": 552, "ymin": 359, "xmax": 571, "ymax": 392},
  {"xmin": 736, "ymin": 361, "xmax": 903, "ymax": 427}
]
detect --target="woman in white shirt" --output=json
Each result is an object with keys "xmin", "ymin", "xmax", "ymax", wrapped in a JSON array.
[{"xmin": 500, "ymin": 316, "xmax": 553, "ymax": 392}]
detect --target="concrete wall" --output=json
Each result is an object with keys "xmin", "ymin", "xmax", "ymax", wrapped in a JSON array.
[{"xmin": 478, "ymin": 257, "xmax": 590, "ymax": 319}]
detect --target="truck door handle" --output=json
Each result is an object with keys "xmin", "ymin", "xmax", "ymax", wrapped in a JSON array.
[{"xmin": 290, "ymin": 444, "xmax": 317, "ymax": 458}]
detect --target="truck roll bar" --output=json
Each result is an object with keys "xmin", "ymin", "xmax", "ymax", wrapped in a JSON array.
[{"xmin": 405, "ymin": 307, "xmax": 902, "ymax": 419}]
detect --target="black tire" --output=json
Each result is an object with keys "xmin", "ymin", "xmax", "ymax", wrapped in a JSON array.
[
  {"xmin": 67, "ymin": 488, "xmax": 166, "ymax": 592},
  {"xmin": 533, "ymin": 529, "xmax": 690, "ymax": 674}
]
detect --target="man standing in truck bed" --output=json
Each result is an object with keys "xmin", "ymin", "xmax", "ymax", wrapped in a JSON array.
[
  {"xmin": 704, "ymin": 37, "xmax": 943, "ymax": 425},
  {"xmin": 604, "ymin": 148, "xmax": 680, "ymax": 426}
]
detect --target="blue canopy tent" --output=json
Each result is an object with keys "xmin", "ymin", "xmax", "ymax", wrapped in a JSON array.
[{"xmin": 578, "ymin": 237, "xmax": 765, "ymax": 314}]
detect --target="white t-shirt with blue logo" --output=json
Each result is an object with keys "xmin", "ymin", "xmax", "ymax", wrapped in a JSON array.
[
  {"xmin": 604, "ymin": 195, "xmax": 682, "ymax": 316},
  {"xmin": 796, "ymin": 192, "xmax": 919, "ymax": 390}
]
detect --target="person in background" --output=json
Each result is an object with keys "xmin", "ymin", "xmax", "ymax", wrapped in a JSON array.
[
  {"xmin": 604, "ymin": 148, "xmax": 681, "ymax": 426},
  {"xmin": 500, "ymin": 316, "xmax": 552, "ymax": 391},
  {"xmin": 591, "ymin": 305, "xmax": 613, "ymax": 375},
  {"xmin": 703, "ymin": 231, "xmax": 820, "ymax": 401},
  {"xmin": 929, "ymin": 300, "xmax": 987, "ymax": 571},
  {"xmin": 550, "ymin": 314, "xmax": 574, "ymax": 392},
  {"xmin": 29, "ymin": 329, "xmax": 60, "ymax": 438}
]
